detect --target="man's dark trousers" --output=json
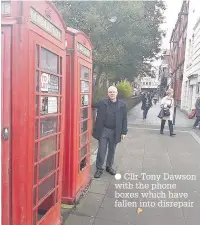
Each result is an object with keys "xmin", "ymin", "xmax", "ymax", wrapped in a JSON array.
[
  {"xmin": 143, "ymin": 107, "xmax": 149, "ymax": 119},
  {"xmin": 194, "ymin": 116, "xmax": 200, "ymax": 128},
  {"xmin": 96, "ymin": 127, "xmax": 116, "ymax": 170}
]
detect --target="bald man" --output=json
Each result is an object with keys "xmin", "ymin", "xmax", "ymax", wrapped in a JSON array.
[{"xmin": 92, "ymin": 86, "xmax": 128, "ymax": 178}]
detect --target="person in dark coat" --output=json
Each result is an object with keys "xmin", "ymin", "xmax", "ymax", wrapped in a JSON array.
[
  {"xmin": 92, "ymin": 86, "xmax": 128, "ymax": 178},
  {"xmin": 141, "ymin": 92, "xmax": 152, "ymax": 119},
  {"xmin": 193, "ymin": 97, "xmax": 200, "ymax": 129}
]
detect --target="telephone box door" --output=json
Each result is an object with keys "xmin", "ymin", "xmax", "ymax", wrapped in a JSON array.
[
  {"xmin": 29, "ymin": 32, "xmax": 65, "ymax": 225},
  {"xmin": 1, "ymin": 26, "xmax": 12, "ymax": 225},
  {"xmin": 78, "ymin": 59, "xmax": 92, "ymax": 184}
]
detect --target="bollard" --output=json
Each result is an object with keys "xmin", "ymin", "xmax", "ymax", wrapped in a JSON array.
[{"xmin": 173, "ymin": 106, "xmax": 176, "ymax": 125}]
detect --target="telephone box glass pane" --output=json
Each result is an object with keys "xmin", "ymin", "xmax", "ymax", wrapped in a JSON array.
[
  {"xmin": 35, "ymin": 120, "xmax": 38, "ymax": 139},
  {"xmin": 81, "ymin": 95, "xmax": 89, "ymax": 106},
  {"xmin": 39, "ymin": 155, "xmax": 56, "ymax": 180},
  {"xmin": 36, "ymin": 70, "xmax": 39, "ymax": 92},
  {"xmin": 58, "ymin": 116, "xmax": 61, "ymax": 133},
  {"xmin": 80, "ymin": 133, "xmax": 87, "ymax": 147},
  {"xmin": 40, "ymin": 96, "xmax": 58, "ymax": 115},
  {"xmin": 34, "ymin": 166, "xmax": 37, "ymax": 185},
  {"xmin": 48, "ymin": 75, "xmax": 59, "ymax": 93},
  {"xmin": 35, "ymin": 143, "xmax": 38, "ymax": 162},
  {"xmin": 36, "ymin": 95, "xmax": 39, "ymax": 116},
  {"xmin": 58, "ymin": 134, "xmax": 60, "ymax": 150},
  {"xmin": 40, "ymin": 73, "xmax": 59, "ymax": 94},
  {"xmin": 80, "ymin": 157, "xmax": 87, "ymax": 171},
  {"xmin": 38, "ymin": 174, "xmax": 56, "ymax": 200},
  {"xmin": 56, "ymin": 152, "xmax": 60, "ymax": 168},
  {"xmin": 60, "ymin": 57, "xmax": 62, "ymax": 75},
  {"xmin": 55, "ymin": 188, "xmax": 58, "ymax": 203},
  {"xmin": 81, "ymin": 80, "xmax": 89, "ymax": 93},
  {"xmin": 80, "ymin": 145, "xmax": 88, "ymax": 159},
  {"xmin": 60, "ymin": 78, "xmax": 62, "ymax": 94},
  {"xmin": 40, "ymin": 136, "xmax": 57, "ymax": 159},
  {"xmin": 40, "ymin": 117, "xmax": 57, "ymax": 138},
  {"xmin": 81, "ymin": 66, "xmax": 89, "ymax": 80},
  {"xmin": 80, "ymin": 121, "xmax": 88, "ymax": 133},
  {"xmin": 80, "ymin": 108, "xmax": 88, "ymax": 120},
  {"xmin": 36, "ymin": 45, "xmax": 39, "ymax": 68},
  {"xmin": 33, "ymin": 211, "xmax": 37, "ymax": 225},
  {"xmin": 33, "ymin": 188, "xmax": 36, "ymax": 207},
  {"xmin": 59, "ymin": 98, "xmax": 62, "ymax": 113},
  {"xmin": 41, "ymin": 48, "xmax": 58, "ymax": 73}
]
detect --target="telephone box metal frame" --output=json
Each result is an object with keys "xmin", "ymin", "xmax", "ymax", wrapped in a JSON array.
[
  {"xmin": 62, "ymin": 28, "xmax": 93, "ymax": 204},
  {"xmin": 1, "ymin": 1, "xmax": 67, "ymax": 224}
]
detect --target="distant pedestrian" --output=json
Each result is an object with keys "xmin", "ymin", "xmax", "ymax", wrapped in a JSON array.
[
  {"xmin": 159, "ymin": 88, "xmax": 176, "ymax": 136},
  {"xmin": 193, "ymin": 97, "xmax": 200, "ymax": 129},
  {"xmin": 153, "ymin": 93, "xmax": 158, "ymax": 105},
  {"xmin": 92, "ymin": 86, "xmax": 128, "ymax": 178},
  {"xmin": 141, "ymin": 92, "xmax": 152, "ymax": 119}
]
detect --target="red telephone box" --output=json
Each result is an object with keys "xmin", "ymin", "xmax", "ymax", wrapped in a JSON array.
[
  {"xmin": 1, "ymin": 1, "xmax": 66, "ymax": 224},
  {"xmin": 62, "ymin": 28, "xmax": 93, "ymax": 204}
]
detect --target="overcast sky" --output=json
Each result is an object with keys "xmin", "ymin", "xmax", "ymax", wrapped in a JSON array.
[{"xmin": 161, "ymin": 0, "xmax": 183, "ymax": 49}]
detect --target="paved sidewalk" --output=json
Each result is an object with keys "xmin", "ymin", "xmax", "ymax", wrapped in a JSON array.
[
  {"xmin": 128, "ymin": 102, "xmax": 195, "ymax": 128},
  {"xmin": 63, "ymin": 104, "xmax": 200, "ymax": 225}
]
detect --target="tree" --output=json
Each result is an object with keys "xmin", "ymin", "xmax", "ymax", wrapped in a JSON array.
[{"xmin": 54, "ymin": 1, "xmax": 166, "ymax": 85}]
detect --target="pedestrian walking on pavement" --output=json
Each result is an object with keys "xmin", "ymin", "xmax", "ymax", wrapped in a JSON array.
[
  {"xmin": 193, "ymin": 96, "xmax": 200, "ymax": 129},
  {"xmin": 159, "ymin": 88, "xmax": 176, "ymax": 136},
  {"xmin": 141, "ymin": 92, "xmax": 152, "ymax": 119},
  {"xmin": 92, "ymin": 86, "xmax": 128, "ymax": 178}
]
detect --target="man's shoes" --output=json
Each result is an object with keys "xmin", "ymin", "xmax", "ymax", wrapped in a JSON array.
[
  {"xmin": 160, "ymin": 130, "xmax": 163, "ymax": 134},
  {"xmin": 94, "ymin": 169, "xmax": 103, "ymax": 178},
  {"xmin": 106, "ymin": 167, "xmax": 116, "ymax": 175},
  {"xmin": 170, "ymin": 133, "xmax": 176, "ymax": 137}
]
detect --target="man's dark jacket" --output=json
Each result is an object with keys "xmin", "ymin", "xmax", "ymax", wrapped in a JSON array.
[
  {"xmin": 92, "ymin": 99, "xmax": 128, "ymax": 144},
  {"xmin": 141, "ymin": 95, "xmax": 152, "ymax": 110}
]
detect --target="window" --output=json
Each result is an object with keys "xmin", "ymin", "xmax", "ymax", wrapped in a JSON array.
[
  {"xmin": 81, "ymin": 80, "xmax": 89, "ymax": 93},
  {"xmin": 80, "ymin": 108, "xmax": 88, "ymax": 120},
  {"xmin": 81, "ymin": 95, "xmax": 89, "ymax": 106},
  {"xmin": 79, "ymin": 65, "xmax": 90, "ymax": 172},
  {"xmin": 81, "ymin": 66, "xmax": 89, "ymax": 80},
  {"xmin": 80, "ymin": 121, "xmax": 88, "ymax": 133},
  {"xmin": 41, "ymin": 47, "xmax": 58, "ymax": 73}
]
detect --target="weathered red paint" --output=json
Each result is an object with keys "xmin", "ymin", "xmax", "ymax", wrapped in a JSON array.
[
  {"xmin": 1, "ymin": 25, "xmax": 12, "ymax": 225},
  {"xmin": 62, "ymin": 28, "xmax": 93, "ymax": 204},
  {"xmin": 1, "ymin": 1, "xmax": 66, "ymax": 224}
]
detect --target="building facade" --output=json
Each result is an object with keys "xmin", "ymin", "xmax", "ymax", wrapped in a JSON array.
[
  {"xmin": 181, "ymin": 0, "xmax": 200, "ymax": 113},
  {"xmin": 158, "ymin": 50, "xmax": 171, "ymax": 98},
  {"xmin": 141, "ymin": 76, "xmax": 159, "ymax": 92},
  {"xmin": 169, "ymin": 0, "xmax": 189, "ymax": 107}
]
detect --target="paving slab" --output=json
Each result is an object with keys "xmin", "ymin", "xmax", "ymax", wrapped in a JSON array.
[
  {"xmin": 96, "ymin": 196, "xmax": 135, "ymax": 224},
  {"xmin": 93, "ymin": 218, "xmax": 134, "ymax": 225},
  {"xmin": 71, "ymin": 192, "xmax": 104, "ymax": 217},
  {"xmin": 89, "ymin": 179, "xmax": 110, "ymax": 195},
  {"xmin": 63, "ymin": 215, "xmax": 95, "ymax": 225},
  {"xmin": 185, "ymin": 216, "xmax": 200, "ymax": 225}
]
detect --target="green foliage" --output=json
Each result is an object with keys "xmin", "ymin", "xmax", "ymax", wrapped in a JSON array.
[
  {"xmin": 54, "ymin": 1, "xmax": 166, "ymax": 81},
  {"xmin": 116, "ymin": 81, "xmax": 132, "ymax": 99},
  {"xmin": 92, "ymin": 87, "xmax": 107, "ymax": 104}
]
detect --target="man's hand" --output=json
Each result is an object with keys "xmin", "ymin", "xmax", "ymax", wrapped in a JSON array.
[{"xmin": 121, "ymin": 135, "xmax": 126, "ymax": 141}]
